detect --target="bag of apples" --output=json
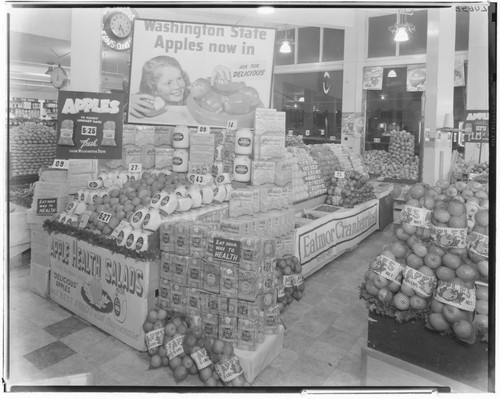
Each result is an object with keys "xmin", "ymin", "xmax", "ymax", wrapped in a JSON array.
[
  {"xmin": 395, "ymin": 183, "xmax": 434, "ymax": 244},
  {"xmin": 275, "ymin": 255, "xmax": 304, "ymax": 313},
  {"xmin": 363, "ymin": 244, "xmax": 405, "ymax": 303},
  {"xmin": 205, "ymin": 338, "xmax": 251, "ymax": 387}
]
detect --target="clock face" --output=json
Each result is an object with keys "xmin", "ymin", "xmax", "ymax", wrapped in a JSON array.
[
  {"xmin": 102, "ymin": 7, "xmax": 137, "ymax": 51},
  {"xmin": 109, "ymin": 13, "xmax": 132, "ymax": 39},
  {"xmin": 51, "ymin": 67, "xmax": 67, "ymax": 89}
]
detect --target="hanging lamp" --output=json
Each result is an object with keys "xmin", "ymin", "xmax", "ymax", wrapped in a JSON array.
[{"xmin": 389, "ymin": 9, "xmax": 415, "ymax": 42}]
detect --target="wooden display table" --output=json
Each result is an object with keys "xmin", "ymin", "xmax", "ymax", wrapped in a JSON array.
[{"xmin": 363, "ymin": 311, "xmax": 490, "ymax": 392}]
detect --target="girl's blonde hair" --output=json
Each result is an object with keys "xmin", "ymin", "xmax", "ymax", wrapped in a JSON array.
[{"xmin": 139, "ymin": 56, "xmax": 190, "ymax": 97}]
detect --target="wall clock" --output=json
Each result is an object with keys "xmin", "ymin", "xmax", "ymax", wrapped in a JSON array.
[
  {"xmin": 102, "ymin": 7, "xmax": 138, "ymax": 51},
  {"xmin": 51, "ymin": 66, "xmax": 68, "ymax": 89}
]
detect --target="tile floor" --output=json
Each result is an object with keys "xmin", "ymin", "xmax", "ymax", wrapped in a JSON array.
[{"xmin": 6, "ymin": 225, "xmax": 394, "ymax": 389}]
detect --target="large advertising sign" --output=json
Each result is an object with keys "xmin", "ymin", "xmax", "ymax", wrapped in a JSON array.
[
  {"xmin": 49, "ymin": 233, "xmax": 159, "ymax": 351},
  {"xmin": 55, "ymin": 91, "xmax": 124, "ymax": 159},
  {"xmin": 127, "ymin": 19, "xmax": 276, "ymax": 127}
]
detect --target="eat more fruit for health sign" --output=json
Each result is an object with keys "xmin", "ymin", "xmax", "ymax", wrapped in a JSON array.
[
  {"xmin": 49, "ymin": 233, "xmax": 160, "ymax": 351},
  {"xmin": 295, "ymin": 199, "xmax": 379, "ymax": 277}
]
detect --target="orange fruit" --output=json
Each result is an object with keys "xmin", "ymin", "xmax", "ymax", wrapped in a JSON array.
[
  {"xmin": 373, "ymin": 274, "xmax": 389, "ymax": 289},
  {"xmin": 424, "ymin": 253, "xmax": 442, "ymax": 269},
  {"xmin": 449, "ymin": 247, "xmax": 469, "ymax": 257},
  {"xmin": 476, "ymin": 299, "xmax": 488, "ymax": 315},
  {"xmin": 402, "ymin": 223, "xmax": 417, "ymax": 235},
  {"xmin": 433, "ymin": 208, "xmax": 451, "ymax": 223},
  {"xmin": 364, "ymin": 270, "xmax": 376, "ymax": 282},
  {"xmin": 472, "ymin": 224, "xmax": 488, "ymax": 235},
  {"xmin": 412, "ymin": 242, "xmax": 428, "ymax": 258},
  {"xmin": 442, "ymin": 304, "xmax": 466, "ymax": 323},
  {"xmin": 407, "ymin": 199, "xmax": 421, "ymax": 207},
  {"xmin": 169, "ymin": 356, "xmax": 182, "ymax": 370},
  {"xmin": 410, "ymin": 295, "xmax": 428, "ymax": 310},
  {"xmin": 393, "ymin": 292, "xmax": 410, "ymax": 310},
  {"xmin": 150, "ymin": 354, "xmax": 162, "ymax": 368},
  {"xmin": 410, "ymin": 183, "xmax": 426, "ymax": 200},
  {"xmin": 475, "ymin": 209, "xmax": 489, "ymax": 227},
  {"xmin": 474, "ymin": 314, "xmax": 488, "ymax": 330},
  {"xmin": 415, "ymin": 227, "xmax": 424, "ymax": 237},
  {"xmin": 431, "ymin": 298, "xmax": 444, "ymax": 313},
  {"xmin": 452, "ymin": 319, "xmax": 473, "ymax": 340},
  {"xmin": 377, "ymin": 287, "xmax": 393, "ymax": 303},
  {"xmin": 400, "ymin": 282, "xmax": 416, "ymax": 297},
  {"xmin": 174, "ymin": 365, "xmax": 189, "ymax": 382},
  {"xmin": 421, "ymin": 195, "xmax": 435, "ymax": 210},
  {"xmin": 442, "ymin": 253, "xmax": 462, "ymax": 270},
  {"xmin": 448, "ymin": 215, "xmax": 467, "ymax": 228},
  {"xmin": 213, "ymin": 339, "xmax": 225, "ymax": 354},
  {"xmin": 447, "ymin": 200, "xmax": 466, "ymax": 217},
  {"xmin": 182, "ymin": 355, "xmax": 194, "ymax": 369},
  {"xmin": 407, "ymin": 254, "xmax": 424, "ymax": 269},
  {"xmin": 428, "ymin": 245, "xmax": 445, "ymax": 257},
  {"xmin": 406, "ymin": 235, "xmax": 418, "ymax": 249},
  {"xmin": 435, "ymin": 266, "xmax": 455, "ymax": 281},
  {"xmin": 418, "ymin": 265, "xmax": 435, "ymax": 278},
  {"xmin": 429, "ymin": 312, "xmax": 450, "ymax": 331},
  {"xmin": 454, "ymin": 181, "xmax": 467, "ymax": 192},
  {"xmin": 455, "ymin": 264, "xmax": 477, "ymax": 282},
  {"xmin": 381, "ymin": 250, "xmax": 396, "ymax": 261},
  {"xmin": 476, "ymin": 285, "xmax": 488, "ymax": 301},
  {"xmin": 387, "ymin": 281, "xmax": 401, "ymax": 293},
  {"xmin": 223, "ymin": 342, "xmax": 234, "ymax": 357},
  {"xmin": 365, "ymin": 281, "xmax": 379, "ymax": 296},
  {"xmin": 390, "ymin": 241, "xmax": 408, "ymax": 258},
  {"xmin": 477, "ymin": 260, "xmax": 488, "ymax": 279},
  {"xmin": 396, "ymin": 227, "xmax": 410, "ymax": 242},
  {"xmin": 158, "ymin": 346, "xmax": 168, "ymax": 358}
]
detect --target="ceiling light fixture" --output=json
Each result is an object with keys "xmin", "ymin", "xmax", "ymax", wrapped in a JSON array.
[
  {"xmin": 279, "ymin": 26, "xmax": 294, "ymax": 54},
  {"xmin": 388, "ymin": 69, "xmax": 397, "ymax": 78},
  {"xmin": 389, "ymin": 9, "xmax": 415, "ymax": 42},
  {"xmin": 257, "ymin": 6, "xmax": 275, "ymax": 14}
]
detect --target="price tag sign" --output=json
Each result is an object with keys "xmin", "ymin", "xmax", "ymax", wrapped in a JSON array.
[
  {"xmin": 305, "ymin": 130, "xmax": 310, "ymax": 136},
  {"xmin": 78, "ymin": 210, "xmax": 92, "ymax": 229},
  {"xmin": 197, "ymin": 125, "xmax": 211, "ymax": 134},
  {"xmin": 226, "ymin": 120, "xmax": 238, "ymax": 129},
  {"xmin": 374, "ymin": 138, "xmax": 381, "ymax": 143},
  {"xmin": 97, "ymin": 211, "xmax": 112, "ymax": 224},
  {"xmin": 51, "ymin": 159, "xmax": 69, "ymax": 169},
  {"xmin": 36, "ymin": 198, "xmax": 58, "ymax": 216},
  {"xmin": 81, "ymin": 125, "xmax": 97, "ymax": 136},
  {"xmin": 129, "ymin": 163, "xmax": 142, "ymax": 173},
  {"xmin": 288, "ymin": 130, "xmax": 294, "ymax": 136},
  {"xmin": 320, "ymin": 129, "xmax": 325, "ymax": 136},
  {"xmin": 334, "ymin": 170, "xmax": 346, "ymax": 179},
  {"xmin": 330, "ymin": 136, "xmax": 335, "ymax": 141}
]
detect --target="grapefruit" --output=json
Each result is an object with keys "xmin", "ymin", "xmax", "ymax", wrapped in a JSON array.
[
  {"xmin": 400, "ymin": 282, "xmax": 416, "ymax": 297},
  {"xmin": 429, "ymin": 312, "xmax": 450, "ymax": 331},
  {"xmin": 410, "ymin": 183, "xmax": 426, "ymax": 200},
  {"xmin": 442, "ymin": 253, "xmax": 462, "ymax": 270},
  {"xmin": 455, "ymin": 264, "xmax": 478, "ymax": 282},
  {"xmin": 393, "ymin": 292, "xmax": 410, "ymax": 310},
  {"xmin": 424, "ymin": 253, "xmax": 442, "ymax": 269},
  {"xmin": 435, "ymin": 266, "xmax": 455, "ymax": 281},
  {"xmin": 407, "ymin": 254, "xmax": 424, "ymax": 269},
  {"xmin": 410, "ymin": 295, "xmax": 427, "ymax": 310},
  {"xmin": 447, "ymin": 200, "xmax": 466, "ymax": 217},
  {"xmin": 452, "ymin": 319, "xmax": 473, "ymax": 340},
  {"xmin": 431, "ymin": 298, "xmax": 444, "ymax": 313},
  {"xmin": 442, "ymin": 304, "xmax": 466, "ymax": 323},
  {"xmin": 475, "ymin": 209, "xmax": 489, "ymax": 227}
]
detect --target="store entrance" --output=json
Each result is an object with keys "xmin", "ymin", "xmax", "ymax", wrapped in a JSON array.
[{"xmin": 365, "ymin": 67, "xmax": 423, "ymax": 156}]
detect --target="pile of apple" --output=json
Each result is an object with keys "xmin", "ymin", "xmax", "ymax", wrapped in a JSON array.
[
  {"xmin": 275, "ymin": 255, "xmax": 305, "ymax": 313},
  {"xmin": 143, "ymin": 308, "xmax": 250, "ymax": 386},
  {"xmin": 285, "ymin": 134, "xmax": 306, "ymax": 148},
  {"xmin": 362, "ymin": 131, "xmax": 419, "ymax": 180},
  {"xmin": 325, "ymin": 170, "xmax": 376, "ymax": 208},
  {"xmin": 309, "ymin": 145, "xmax": 341, "ymax": 187}
]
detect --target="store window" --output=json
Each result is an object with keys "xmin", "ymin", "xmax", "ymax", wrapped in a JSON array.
[
  {"xmin": 273, "ymin": 70, "xmax": 343, "ymax": 141},
  {"xmin": 399, "ymin": 10, "xmax": 428, "ymax": 56},
  {"xmin": 297, "ymin": 27, "xmax": 321, "ymax": 64},
  {"xmin": 365, "ymin": 67, "xmax": 422, "ymax": 153},
  {"xmin": 367, "ymin": 14, "xmax": 397, "ymax": 58},
  {"xmin": 322, "ymin": 28, "xmax": 345, "ymax": 62},
  {"xmin": 455, "ymin": 11, "xmax": 470, "ymax": 51},
  {"xmin": 275, "ymin": 28, "xmax": 296, "ymax": 66}
]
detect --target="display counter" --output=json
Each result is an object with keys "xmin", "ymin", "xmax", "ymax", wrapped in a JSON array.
[{"xmin": 294, "ymin": 198, "xmax": 379, "ymax": 278}]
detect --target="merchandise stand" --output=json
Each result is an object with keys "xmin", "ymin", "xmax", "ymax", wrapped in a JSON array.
[{"xmin": 294, "ymin": 199, "xmax": 379, "ymax": 278}]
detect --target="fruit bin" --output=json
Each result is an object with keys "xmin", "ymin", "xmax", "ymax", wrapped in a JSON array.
[{"xmin": 367, "ymin": 311, "xmax": 490, "ymax": 391}]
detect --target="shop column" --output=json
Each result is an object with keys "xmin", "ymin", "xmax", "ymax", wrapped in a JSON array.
[
  {"xmin": 341, "ymin": 10, "xmax": 365, "ymax": 154},
  {"xmin": 70, "ymin": 8, "xmax": 102, "ymax": 92},
  {"xmin": 464, "ymin": 11, "xmax": 489, "ymax": 163},
  {"xmin": 421, "ymin": 8, "xmax": 456, "ymax": 184}
]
